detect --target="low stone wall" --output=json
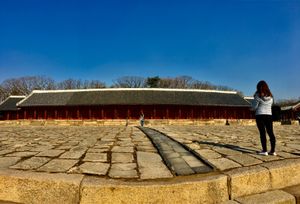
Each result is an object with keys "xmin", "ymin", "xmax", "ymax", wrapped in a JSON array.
[
  {"xmin": 0, "ymin": 119, "xmax": 260, "ymax": 126},
  {"xmin": 0, "ymin": 119, "xmax": 295, "ymax": 126}
]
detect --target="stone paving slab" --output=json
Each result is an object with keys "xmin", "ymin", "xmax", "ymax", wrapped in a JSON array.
[
  {"xmin": 0, "ymin": 157, "xmax": 21, "ymax": 169},
  {"xmin": 11, "ymin": 157, "xmax": 51, "ymax": 170},
  {"xmin": 36, "ymin": 149, "xmax": 65, "ymax": 157},
  {"xmin": 227, "ymin": 154, "xmax": 263, "ymax": 166},
  {"xmin": 78, "ymin": 162, "xmax": 110, "ymax": 176},
  {"xmin": 38, "ymin": 159, "xmax": 78, "ymax": 173},
  {"xmin": 137, "ymin": 151, "xmax": 173, "ymax": 179},
  {"xmin": 207, "ymin": 157, "xmax": 242, "ymax": 171},
  {"xmin": 82, "ymin": 153, "xmax": 107, "ymax": 162}
]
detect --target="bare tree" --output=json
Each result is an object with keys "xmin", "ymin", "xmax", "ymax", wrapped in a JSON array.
[
  {"xmin": 0, "ymin": 76, "xmax": 57, "ymax": 101},
  {"xmin": 173, "ymin": 76, "xmax": 194, "ymax": 88},
  {"xmin": 19, "ymin": 76, "xmax": 56, "ymax": 91},
  {"xmin": 56, "ymin": 78, "xmax": 83, "ymax": 89},
  {"xmin": 157, "ymin": 78, "xmax": 173, "ymax": 88},
  {"xmin": 1, "ymin": 78, "xmax": 28, "ymax": 95},
  {"xmin": 0, "ymin": 85, "xmax": 7, "ymax": 102},
  {"xmin": 157, "ymin": 76, "xmax": 194, "ymax": 88},
  {"xmin": 113, "ymin": 76, "xmax": 146, "ymax": 88},
  {"xmin": 88, "ymin": 80, "xmax": 106, "ymax": 88}
]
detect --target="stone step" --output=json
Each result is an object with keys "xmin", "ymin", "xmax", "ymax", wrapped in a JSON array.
[
  {"xmin": 0, "ymin": 169, "xmax": 229, "ymax": 204},
  {"xmin": 283, "ymin": 185, "xmax": 300, "ymax": 204},
  {"xmin": 234, "ymin": 190, "xmax": 296, "ymax": 204}
]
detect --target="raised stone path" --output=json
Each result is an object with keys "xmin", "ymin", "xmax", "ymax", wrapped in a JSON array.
[
  {"xmin": 0, "ymin": 123, "xmax": 300, "ymax": 203},
  {"xmin": 139, "ymin": 127, "xmax": 211, "ymax": 175}
]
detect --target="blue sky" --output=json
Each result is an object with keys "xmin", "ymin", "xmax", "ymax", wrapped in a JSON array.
[{"xmin": 0, "ymin": 0, "xmax": 299, "ymax": 99}]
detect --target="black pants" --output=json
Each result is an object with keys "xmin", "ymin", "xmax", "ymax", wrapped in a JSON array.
[{"xmin": 256, "ymin": 115, "xmax": 276, "ymax": 152}]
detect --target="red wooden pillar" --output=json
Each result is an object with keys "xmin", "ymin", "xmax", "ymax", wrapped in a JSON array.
[
  {"xmin": 101, "ymin": 108, "xmax": 104, "ymax": 119},
  {"xmin": 7, "ymin": 112, "xmax": 10, "ymax": 120},
  {"xmin": 178, "ymin": 108, "xmax": 181, "ymax": 119},
  {"xmin": 114, "ymin": 108, "xmax": 117, "ymax": 119},
  {"xmin": 34, "ymin": 110, "xmax": 37, "ymax": 119},
  {"xmin": 127, "ymin": 107, "xmax": 130, "ymax": 119},
  {"xmin": 77, "ymin": 108, "xmax": 80, "ymax": 119},
  {"xmin": 44, "ymin": 110, "xmax": 47, "ymax": 119},
  {"xmin": 65, "ymin": 110, "xmax": 68, "ymax": 119},
  {"xmin": 166, "ymin": 108, "xmax": 169, "ymax": 119},
  {"xmin": 55, "ymin": 110, "xmax": 58, "ymax": 119},
  {"xmin": 89, "ymin": 108, "xmax": 92, "ymax": 119}
]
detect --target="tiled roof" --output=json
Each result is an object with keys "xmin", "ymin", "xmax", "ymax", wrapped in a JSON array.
[
  {"xmin": 281, "ymin": 101, "xmax": 300, "ymax": 111},
  {"xmin": 0, "ymin": 96, "xmax": 26, "ymax": 111},
  {"xmin": 244, "ymin": 96, "xmax": 254, "ymax": 105},
  {"xmin": 18, "ymin": 88, "xmax": 251, "ymax": 107}
]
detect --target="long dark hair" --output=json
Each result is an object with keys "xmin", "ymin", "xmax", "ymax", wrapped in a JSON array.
[{"xmin": 256, "ymin": 80, "xmax": 273, "ymax": 97}]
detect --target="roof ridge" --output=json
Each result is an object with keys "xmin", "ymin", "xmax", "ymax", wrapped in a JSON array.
[
  {"xmin": 30, "ymin": 88, "xmax": 238, "ymax": 94},
  {"xmin": 8, "ymin": 95, "xmax": 26, "ymax": 98}
]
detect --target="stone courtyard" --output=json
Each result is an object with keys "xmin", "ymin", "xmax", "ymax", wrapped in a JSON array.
[{"xmin": 0, "ymin": 123, "xmax": 300, "ymax": 203}]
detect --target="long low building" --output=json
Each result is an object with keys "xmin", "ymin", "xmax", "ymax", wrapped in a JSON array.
[
  {"xmin": 0, "ymin": 88, "xmax": 253, "ymax": 120},
  {"xmin": 281, "ymin": 102, "xmax": 300, "ymax": 121}
]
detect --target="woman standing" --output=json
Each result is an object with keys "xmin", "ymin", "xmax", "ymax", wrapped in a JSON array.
[{"xmin": 252, "ymin": 80, "xmax": 277, "ymax": 156}]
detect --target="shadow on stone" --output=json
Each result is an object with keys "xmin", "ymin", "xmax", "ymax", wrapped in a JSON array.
[{"xmin": 195, "ymin": 141, "xmax": 257, "ymax": 154}]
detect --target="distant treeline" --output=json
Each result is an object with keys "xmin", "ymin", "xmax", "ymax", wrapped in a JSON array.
[{"xmin": 0, "ymin": 75, "xmax": 238, "ymax": 102}]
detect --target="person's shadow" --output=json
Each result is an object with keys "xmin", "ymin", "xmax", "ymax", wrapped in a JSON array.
[
  {"xmin": 195, "ymin": 141, "xmax": 300, "ymax": 156},
  {"xmin": 194, "ymin": 141, "xmax": 258, "ymax": 154}
]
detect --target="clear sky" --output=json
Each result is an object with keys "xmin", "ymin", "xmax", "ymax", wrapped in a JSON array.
[{"xmin": 0, "ymin": 0, "xmax": 299, "ymax": 99}]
